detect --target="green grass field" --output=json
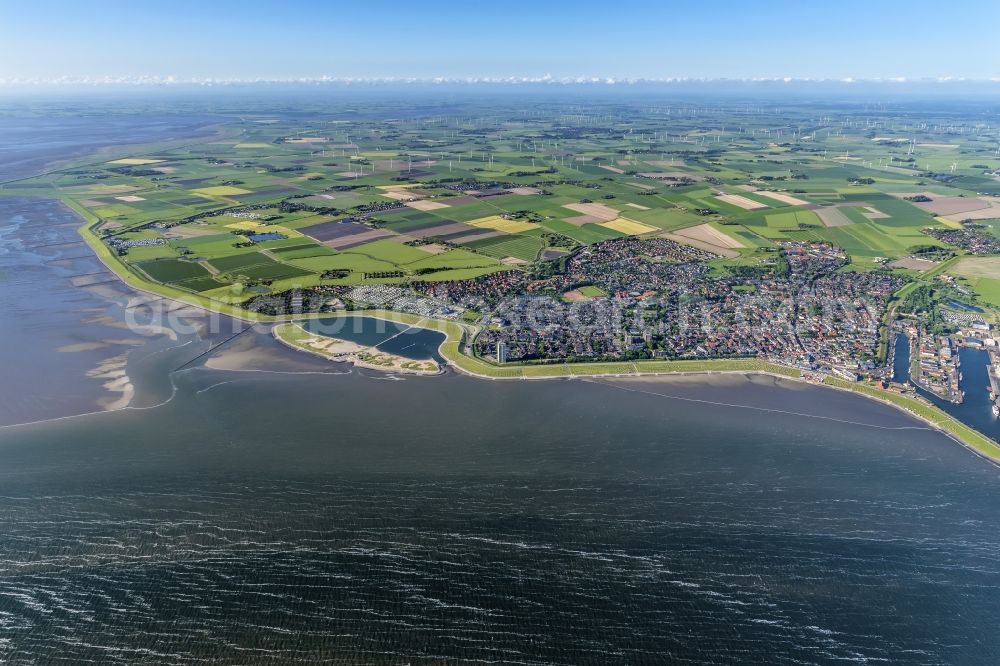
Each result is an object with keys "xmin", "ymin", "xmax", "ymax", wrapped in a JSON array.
[
  {"xmin": 191, "ymin": 185, "xmax": 252, "ymax": 197},
  {"xmin": 462, "ymin": 235, "xmax": 544, "ymax": 261},
  {"xmin": 347, "ymin": 239, "xmax": 434, "ymax": 264},
  {"xmin": 208, "ymin": 252, "xmax": 278, "ymax": 273},
  {"xmin": 135, "ymin": 258, "xmax": 212, "ymax": 283}
]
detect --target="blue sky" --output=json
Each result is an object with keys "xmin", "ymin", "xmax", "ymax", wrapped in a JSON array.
[{"xmin": 1, "ymin": 0, "xmax": 998, "ymax": 83}]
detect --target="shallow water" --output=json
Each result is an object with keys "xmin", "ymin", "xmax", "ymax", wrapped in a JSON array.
[
  {"xmin": 0, "ymin": 110, "xmax": 225, "ymax": 426},
  {"xmin": 0, "ymin": 197, "xmax": 236, "ymax": 426},
  {"xmin": 1, "ymin": 360, "xmax": 1000, "ymax": 664}
]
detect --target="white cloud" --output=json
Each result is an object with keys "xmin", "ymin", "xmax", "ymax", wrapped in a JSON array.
[{"xmin": 0, "ymin": 75, "xmax": 999, "ymax": 88}]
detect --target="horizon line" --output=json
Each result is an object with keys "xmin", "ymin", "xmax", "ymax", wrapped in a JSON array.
[{"xmin": 3, "ymin": 75, "xmax": 1000, "ymax": 89}]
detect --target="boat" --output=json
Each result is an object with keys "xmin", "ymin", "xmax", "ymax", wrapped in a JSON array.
[{"xmin": 992, "ymin": 403, "xmax": 998, "ymax": 417}]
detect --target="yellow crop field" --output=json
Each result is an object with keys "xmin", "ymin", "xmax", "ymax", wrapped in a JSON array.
[
  {"xmin": 599, "ymin": 218, "xmax": 658, "ymax": 235},
  {"xmin": 935, "ymin": 217, "xmax": 964, "ymax": 229},
  {"xmin": 225, "ymin": 221, "xmax": 266, "ymax": 231},
  {"xmin": 468, "ymin": 215, "xmax": 540, "ymax": 234}
]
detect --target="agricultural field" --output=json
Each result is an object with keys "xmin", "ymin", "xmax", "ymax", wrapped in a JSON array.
[
  {"xmin": 947, "ymin": 257, "xmax": 1000, "ymax": 307},
  {"xmin": 4, "ymin": 96, "xmax": 1000, "ymax": 313},
  {"xmin": 463, "ymin": 235, "xmax": 545, "ymax": 262}
]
